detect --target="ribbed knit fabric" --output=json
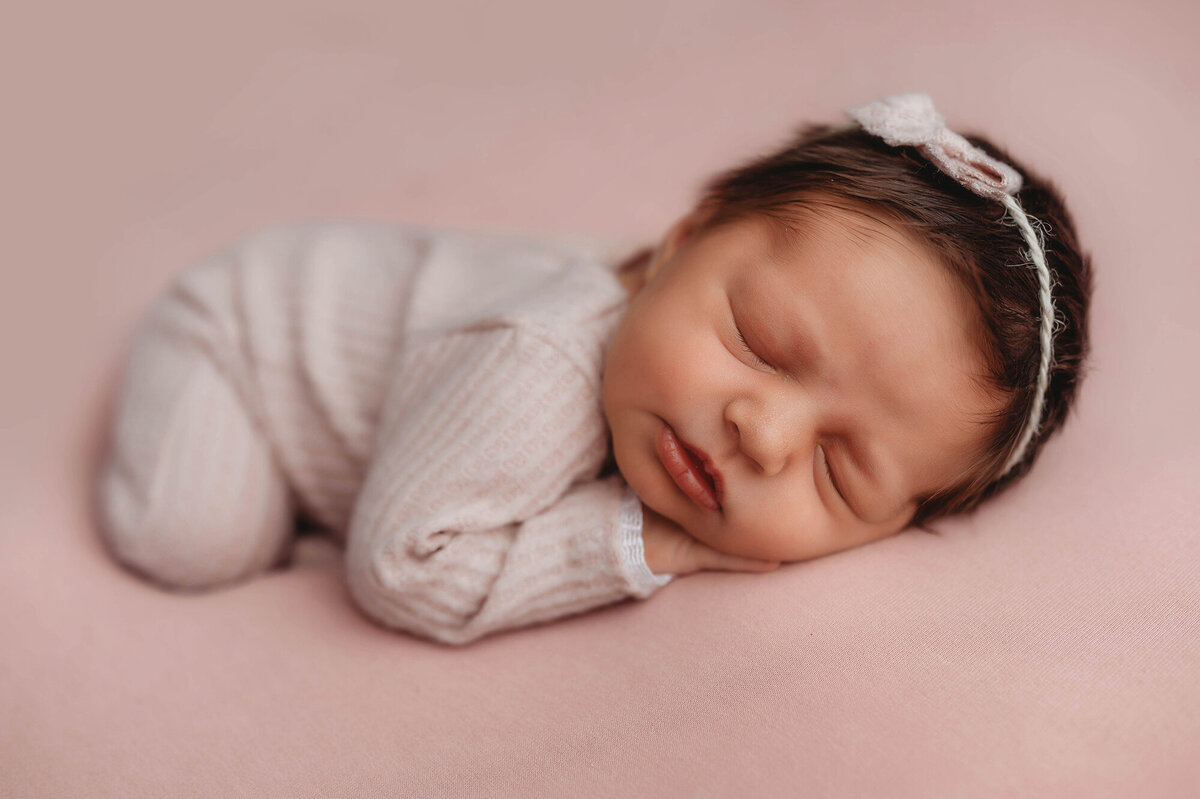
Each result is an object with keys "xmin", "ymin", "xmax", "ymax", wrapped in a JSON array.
[{"xmin": 97, "ymin": 221, "xmax": 672, "ymax": 646}]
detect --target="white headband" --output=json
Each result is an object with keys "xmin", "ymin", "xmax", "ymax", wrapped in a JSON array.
[{"xmin": 847, "ymin": 93, "xmax": 1055, "ymax": 476}]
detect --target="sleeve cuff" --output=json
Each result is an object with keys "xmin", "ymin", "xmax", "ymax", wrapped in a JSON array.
[{"xmin": 617, "ymin": 484, "xmax": 675, "ymax": 591}]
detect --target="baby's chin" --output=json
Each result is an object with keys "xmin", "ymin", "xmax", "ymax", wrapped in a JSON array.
[{"xmin": 672, "ymin": 511, "xmax": 792, "ymax": 563}]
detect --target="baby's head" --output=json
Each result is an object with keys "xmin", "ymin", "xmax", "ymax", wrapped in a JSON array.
[{"xmin": 602, "ymin": 94, "xmax": 1092, "ymax": 563}]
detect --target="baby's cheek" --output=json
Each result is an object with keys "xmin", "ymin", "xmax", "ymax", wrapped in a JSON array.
[{"xmin": 651, "ymin": 331, "xmax": 725, "ymax": 399}]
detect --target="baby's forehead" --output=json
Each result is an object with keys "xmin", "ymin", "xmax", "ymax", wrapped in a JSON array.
[{"xmin": 757, "ymin": 201, "xmax": 991, "ymax": 355}]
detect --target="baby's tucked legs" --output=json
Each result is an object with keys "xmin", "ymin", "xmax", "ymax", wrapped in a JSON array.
[{"xmin": 96, "ymin": 259, "xmax": 294, "ymax": 589}]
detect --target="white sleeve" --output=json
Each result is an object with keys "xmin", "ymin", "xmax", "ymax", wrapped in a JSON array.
[{"xmin": 617, "ymin": 484, "xmax": 675, "ymax": 590}]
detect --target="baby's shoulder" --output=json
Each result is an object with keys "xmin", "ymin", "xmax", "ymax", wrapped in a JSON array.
[{"xmin": 399, "ymin": 223, "xmax": 632, "ymax": 341}]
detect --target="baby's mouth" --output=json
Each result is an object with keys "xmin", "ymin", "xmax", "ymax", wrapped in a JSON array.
[
  {"xmin": 686, "ymin": 445, "xmax": 720, "ymax": 496},
  {"xmin": 656, "ymin": 423, "xmax": 722, "ymax": 512}
]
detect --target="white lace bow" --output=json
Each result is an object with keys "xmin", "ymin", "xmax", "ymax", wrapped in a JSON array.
[{"xmin": 848, "ymin": 93, "xmax": 1023, "ymax": 200}]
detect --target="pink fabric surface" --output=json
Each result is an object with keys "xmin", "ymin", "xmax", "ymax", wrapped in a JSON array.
[{"xmin": 2, "ymin": 0, "xmax": 1198, "ymax": 796}]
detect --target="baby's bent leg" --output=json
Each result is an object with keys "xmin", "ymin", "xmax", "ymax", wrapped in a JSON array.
[{"xmin": 96, "ymin": 260, "xmax": 294, "ymax": 589}]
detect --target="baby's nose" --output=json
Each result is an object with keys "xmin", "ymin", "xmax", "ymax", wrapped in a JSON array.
[{"xmin": 725, "ymin": 391, "xmax": 811, "ymax": 476}]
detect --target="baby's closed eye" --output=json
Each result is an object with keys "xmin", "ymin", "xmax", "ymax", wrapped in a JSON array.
[{"xmin": 733, "ymin": 320, "xmax": 774, "ymax": 371}]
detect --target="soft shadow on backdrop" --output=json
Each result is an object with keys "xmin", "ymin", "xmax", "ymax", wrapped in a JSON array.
[{"xmin": 2, "ymin": 1, "xmax": 1197, "ymax": 796}]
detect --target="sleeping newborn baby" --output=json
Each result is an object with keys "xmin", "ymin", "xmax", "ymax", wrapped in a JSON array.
[{"xmin": 94, "ymin": 95, "xmax": 1092, "ymax": 645}]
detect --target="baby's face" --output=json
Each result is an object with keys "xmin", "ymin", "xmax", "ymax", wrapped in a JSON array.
[{"xmin": 602, "ymin": 204, "xmax": 1003, "ymax": 563}]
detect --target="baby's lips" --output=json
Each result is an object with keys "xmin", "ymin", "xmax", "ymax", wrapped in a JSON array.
[{"xmin": 656, "ymin": 423, "xmax": 721, "ymax": 512}]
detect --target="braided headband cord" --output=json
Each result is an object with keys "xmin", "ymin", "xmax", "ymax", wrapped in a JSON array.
[
  {"xmin": 999, "ymin": 194, "xmax": 1055, "ymax": 473},
  {"xmin": 847, "ymin": 94, "xmax": 1056, "ymax": 476}
]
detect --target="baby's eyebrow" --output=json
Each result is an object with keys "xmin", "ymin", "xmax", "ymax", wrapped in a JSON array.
[{"xmin": 782, "ymin": 312, "xmax": 829, "ymax": 377}]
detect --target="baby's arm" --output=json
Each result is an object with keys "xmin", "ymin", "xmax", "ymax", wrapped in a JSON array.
[{"xmin": 343, "ymin": 324, "xmax": 669, "ymax": 645}]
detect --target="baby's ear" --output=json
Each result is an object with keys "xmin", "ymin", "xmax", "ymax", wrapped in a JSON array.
[{"xmin": 647, "ymin": 204, "xmax": 717, "ymax": 279}]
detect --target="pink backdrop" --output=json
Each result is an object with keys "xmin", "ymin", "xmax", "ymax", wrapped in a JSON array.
[{"xmin": 2, "ymin": 0, "xmax": 1198, "ymax": 796}]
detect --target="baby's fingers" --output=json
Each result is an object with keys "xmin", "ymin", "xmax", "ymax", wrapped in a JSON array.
[{"xmin": 701, "ymin": 549, "xmax": 780, "ymax": 574}]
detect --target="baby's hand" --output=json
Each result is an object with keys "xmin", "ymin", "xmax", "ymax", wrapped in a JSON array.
[{"xmin": 640, "ymin": 504, "xmax": 780, "ymax": 577}]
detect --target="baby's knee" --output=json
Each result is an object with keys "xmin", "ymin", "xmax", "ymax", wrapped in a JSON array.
[{"xmin": 95, "ymin": 450, "xmax": 293, "ymax": 590}]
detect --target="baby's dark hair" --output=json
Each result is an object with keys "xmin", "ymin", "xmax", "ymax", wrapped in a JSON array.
[{"xmin": 689, "ymin": 123, "xmax": 1092, "ymax": 524}]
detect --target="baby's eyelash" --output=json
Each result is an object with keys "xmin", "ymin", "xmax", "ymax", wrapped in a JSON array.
[
  {"xmin": 819, "ymin": 444, "xmax": 847, "ymax": 503},
  {"xmin": 735, "ymin": 325, "xmax": 773, "ymax": 370},
  {"xmin": 823, "ymin": 453, "xmax": 841, "ymax": 496}
]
